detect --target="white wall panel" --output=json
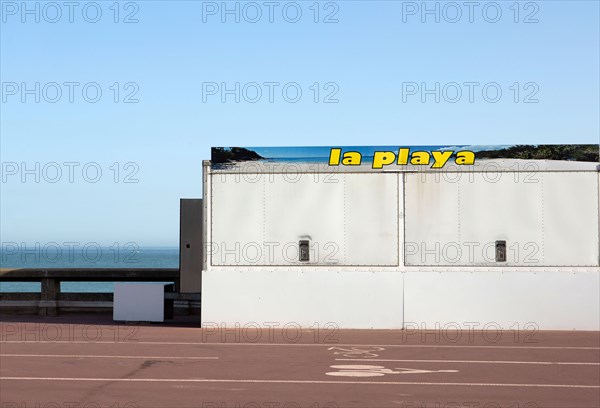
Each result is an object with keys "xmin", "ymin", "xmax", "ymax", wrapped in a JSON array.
[
  {"xmin": 211, "ymin": 173, "xmax": 399, "ymax": 266},
  {"xmin": 344, "ymin": 174, "xmax": 399, "ymax": 266},
  {"xmin": 542, "ymin": 172, "xmax": 599, "ymax": 266},
  {"xmin": 211, "ymin": 174, "xmax": 266, "ymax": 266},
  {"xmin": 458, "ymin": 173, "xmax": 543, "ymax": 265},
  {"xmin": 202, "ymin": 270, "xmax": 404, "ymax": 329},
  {"xmin": 264, "ymin": 173, "xmax": 345, "ymax": 265},
  {"xmin": 404, "ymin": 272, "xmax": 600, "ymax": 330},
  {"xmin": 404, "ymin": 173, "xmax": 460, "ymax": 265},
  {"xmin": 405, "ymin": 172, "xmax": 599, "ymax": 267}
]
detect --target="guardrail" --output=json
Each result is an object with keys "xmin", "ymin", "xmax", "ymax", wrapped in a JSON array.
[{"xmin": 0, "ymin": 268, "xmax": 199, "ymax": 316}]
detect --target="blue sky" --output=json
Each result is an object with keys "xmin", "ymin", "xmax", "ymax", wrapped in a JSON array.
[{"xmin": 1, "ymin": 1, "xmax": 599, "ymax": 246}]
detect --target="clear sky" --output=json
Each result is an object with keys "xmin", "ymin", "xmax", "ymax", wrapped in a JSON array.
[{"xmin": 1, "ymin": 0, "xmax": 599, "ymax": 247}]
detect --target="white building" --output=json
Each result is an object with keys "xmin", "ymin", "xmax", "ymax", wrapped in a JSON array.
[{"xmin": 201, "ymin": 146, "xmax": 600, "ymax": 330}]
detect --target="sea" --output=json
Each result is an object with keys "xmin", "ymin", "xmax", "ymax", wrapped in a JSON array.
[{"xmin": 0, "ymin": 247, "xmax": 179, "ymax": 293}]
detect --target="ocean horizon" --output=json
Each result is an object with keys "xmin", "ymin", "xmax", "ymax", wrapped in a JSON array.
[{"xmin": 0, "ymin": 247, "xmax": 179, "ymax": 293}]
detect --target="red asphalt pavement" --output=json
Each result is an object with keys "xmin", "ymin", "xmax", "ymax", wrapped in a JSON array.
[{"xmin": 0, "ymin": 314, "xmax": 599, "ymax": 408}]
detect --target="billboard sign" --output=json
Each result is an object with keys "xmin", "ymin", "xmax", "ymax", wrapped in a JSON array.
[{"xmin": 211, "ymin": 145, "xmax": 599, "ymax": 171}]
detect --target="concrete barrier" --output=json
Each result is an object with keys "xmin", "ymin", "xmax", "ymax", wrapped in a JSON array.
[{"xmin": 0, "ymin": 268, "xmax": 200, "ymax": 315}]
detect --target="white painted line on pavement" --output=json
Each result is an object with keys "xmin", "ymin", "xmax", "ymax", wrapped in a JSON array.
[
  {"xmin": 1, "ymin": 377, "xmax": 598, "ymax": 389},
  {"xmin": 336, "ymin": 358, "xmax": 600, "ymax": 366},
  {"xmin": 1, "ymin": 341, "xmax": 598, "ymax": 350},
  {"xmin": 0, "ymin": 354, "xmax": 218, "ymax": 360}
]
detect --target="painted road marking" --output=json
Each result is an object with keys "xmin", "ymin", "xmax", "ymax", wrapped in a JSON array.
[
  {"xmin": 326, "ymin": 365, "xmax": 459, "ymax": 377},
  {"xmin": 1, "ymin": 377, "xmax": 598, "ymax": 389},
  {"xmin": 0, "ymin": 354, "xmax": 218, "ymax": 360},
  {"xmin": 336, "ymin": 358, "xmax": 600, "ymax": 366},
  {"xmin": 1, "ymin": 341, "xmax": 598, "ymax": 350}
]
